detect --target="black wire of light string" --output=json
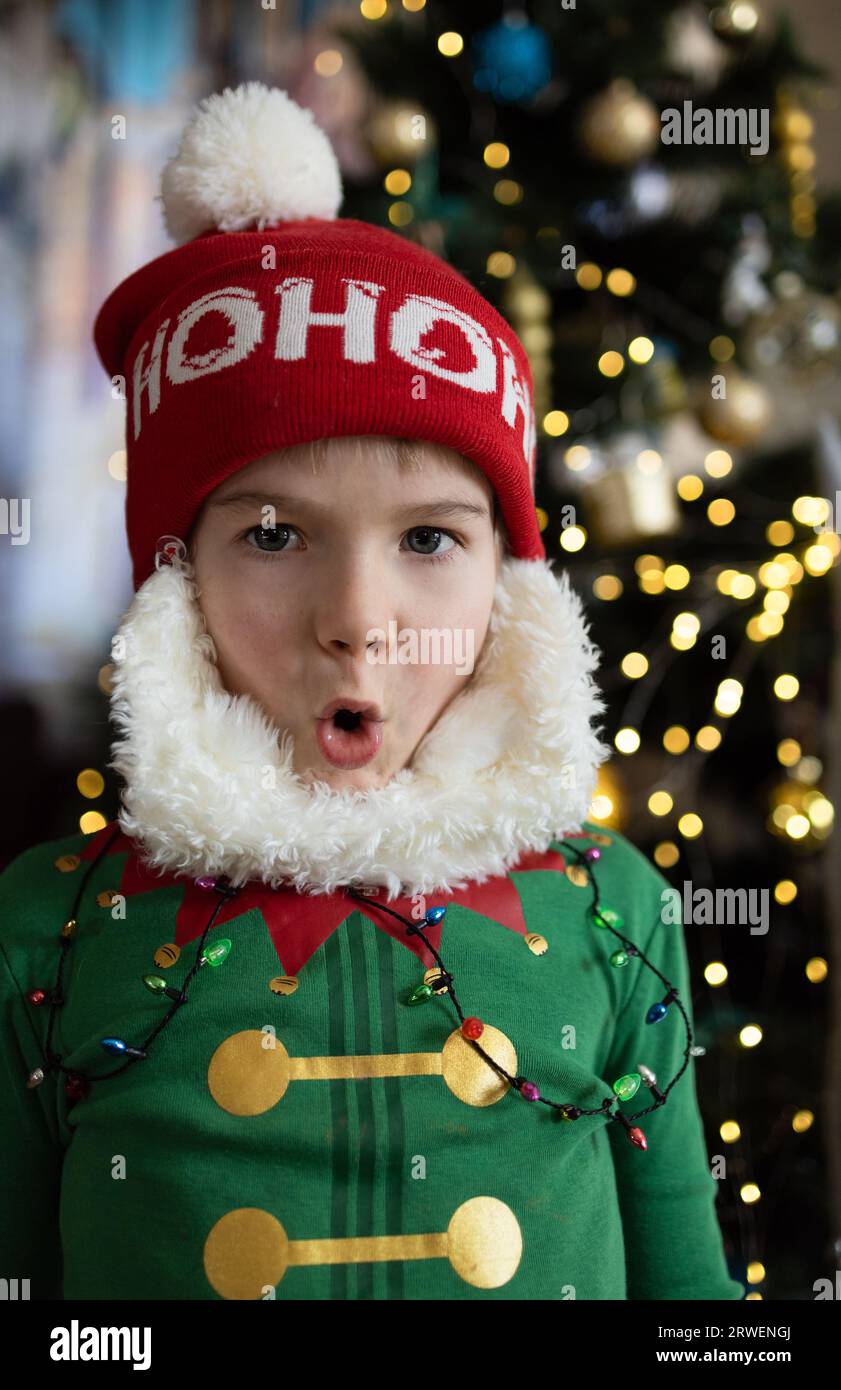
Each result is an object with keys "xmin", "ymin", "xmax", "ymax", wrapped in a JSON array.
[
  {"xmin": 561, "ymin": 838, "xmax": 695, "ymax": 1112},
  {"xmin": 40, "ymin": 826, "xmax": 693, "ymax": 1119},
  {"xmin": 40, "ymin": 822, "xmax": 242, "ymax": 1086},
  {"xmin": 346, "ymin": 836, "xmax": 695, "ymax": 1127}
]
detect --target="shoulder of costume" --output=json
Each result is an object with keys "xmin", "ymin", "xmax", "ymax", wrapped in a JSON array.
[
  {"xmin": 550, "ymin": 822, "xmax": 673, "ymax": 916},
  {"xmin": 0, "ymin": 828, "xmax": 93, "ymax": 890},
  {"xmin": 548, "ymin": 822, "xmax": 661, "ymax": 871},
  {"xmin": 0, "ymin": 822, "xmax": 125, "ymax": 946}
]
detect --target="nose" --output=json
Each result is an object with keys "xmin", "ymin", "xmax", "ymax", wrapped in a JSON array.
[
  {"xmin": 330, "ymin": 633, "xmax": 381, "ymax": 658},
  {"xmin": 314, "ymin": 550, "xmax": 394, "ymax": 662}
]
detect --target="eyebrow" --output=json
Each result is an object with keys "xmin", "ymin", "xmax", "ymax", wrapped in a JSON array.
[{"xmin": 209, "ymin": 491, "xmax": 490, "ymax": 522}]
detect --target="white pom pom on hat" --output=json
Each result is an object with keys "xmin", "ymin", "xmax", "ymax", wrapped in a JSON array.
[{"xmin": 159, "ymin": 81, "xmax": 343, "ymax": 246}]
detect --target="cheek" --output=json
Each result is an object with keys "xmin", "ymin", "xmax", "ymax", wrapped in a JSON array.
[
  {"xmin": 197, "ymin": 569, "xmax": 301, "ymax": 675},
  {"xmin": 424, "ymin": 581, "xmax": 494, "ymax": 648},
  {"xmin": 396, "ymin": 590, "xmax": 494, "ymax": 708}
]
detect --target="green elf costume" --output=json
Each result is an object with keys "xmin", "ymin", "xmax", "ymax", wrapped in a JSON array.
[{"xmin": 0, "ymin": 83, "xmax": 743, "ymax": 1302}]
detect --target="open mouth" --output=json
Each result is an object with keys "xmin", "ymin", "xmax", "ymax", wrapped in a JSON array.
[
  {"xmin": 315, "ymin": 702, "xmax": 384, "ymax": 769},
  {"xmin": 333, "ymin": 708, "xmax": 365, "ymax": 732}
]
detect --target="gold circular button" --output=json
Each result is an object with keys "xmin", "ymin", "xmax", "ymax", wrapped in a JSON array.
[
  {"xmin": 154, "ymin": 943, "xmax": 181, "ymax": 968},
  {"xmin": 423, "ymin": 967, "xmax": 449, "ymax": 994},
  {"xmin": 441, "ymin": 1024, "xmax": 517, "ymax": 1107},
  {"xmin": 447, "ymin": 1197, "xmax": 523, "ymax": 1288},
  {"xmin": 204, "ymin": 1208, "xmax": 288, "ymax": 1300},
  {"xmin": 269, "ymin": 975, "xmax": 298, "ymax": 996},
  {"xmin": 54, "ymin": 854, "xmax": 81, "ymax": 873},
  {"xmin": 208, "ymin": 1030, "xmax": 290, "ymax": 1115}
]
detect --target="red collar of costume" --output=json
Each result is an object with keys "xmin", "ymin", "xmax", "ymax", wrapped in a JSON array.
[{"xmin": 81, "ymin": 822, "xmax": 581, "ymax": 975}]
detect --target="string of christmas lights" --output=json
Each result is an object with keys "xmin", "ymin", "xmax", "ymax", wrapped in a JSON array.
[{"xmin": 24, "ymin": 823, "xmax": 708, "ymax": 1157}]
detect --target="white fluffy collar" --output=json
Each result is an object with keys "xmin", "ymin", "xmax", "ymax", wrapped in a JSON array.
[{"xmin": 108, "ymin": 554, "xmax": 609, "ymax": 899}]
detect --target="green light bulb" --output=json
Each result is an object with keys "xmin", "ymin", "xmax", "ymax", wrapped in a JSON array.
[
  {"xmin": 613, "ymin": 1072, "xmax": 641, "ymax": 1101},
  {"xmin": 407, "ymin": 982, "xmax": 434, "ymax": 1005},
  {"xmin": 202, "ymin": 938, "xmax": 232, "ymax": 967}
]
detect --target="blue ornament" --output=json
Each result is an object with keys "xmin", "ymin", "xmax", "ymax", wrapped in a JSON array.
[
  {"xmin": 101, "ymin": 1037, "xmax": 128, "ymax": 1053},
  {"xmin": 646, "ymin": 1002, "xmax": 668, "ymax": 1024},
  {"xmin": 471, "ymin": 14, "xmax": 552, "ymax": 105},
  {"xmin": 425, "ymin": 905, "xmax": 447, "ymax": 923},
  {"xmin": 577, "ymin": 195, "xmax": 630, "ymax": 240}
]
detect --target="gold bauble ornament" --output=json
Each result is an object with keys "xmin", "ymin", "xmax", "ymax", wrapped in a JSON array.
[
  {"xmin": 366, "ymin": 100, "xmax": 436, "ymax": 167},
  {"xmin": 698, "ymin": 369, "xmax": 772, "ymax": 447},
  {"xmin": 576, "ymin": 79, "xmax": 660, "ymax": 167}
]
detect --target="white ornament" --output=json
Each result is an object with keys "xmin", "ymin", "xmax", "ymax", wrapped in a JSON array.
[
  {"xmin": 721, "ymin": 214, "xmax": 773, "ymax": 325},
  {"xmin": 665, "ymin": 5, "xmax": 730, "ymax": 89}
]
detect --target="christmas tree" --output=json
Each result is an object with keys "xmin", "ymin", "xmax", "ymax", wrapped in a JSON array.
[{"xmin": 310, "ymin": 0, "xmax": 841, "ymax": 1300}]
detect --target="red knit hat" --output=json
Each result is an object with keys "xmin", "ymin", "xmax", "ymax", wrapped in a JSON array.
[{"xmin": 93, "ymin": 82, "xmax": 544, "ymax": 591}]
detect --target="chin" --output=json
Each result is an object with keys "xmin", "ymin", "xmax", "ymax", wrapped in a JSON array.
[{"xmin": 296, "ymin": 761, "xmax": 395, "ymax": 793}]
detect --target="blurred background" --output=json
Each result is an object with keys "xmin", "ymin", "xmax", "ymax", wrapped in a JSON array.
[{"xmin": 1, "ymin": 0, "xmax": 840, "ymax": 1300}]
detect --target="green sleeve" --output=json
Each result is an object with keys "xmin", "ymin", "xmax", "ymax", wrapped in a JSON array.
[
  {"xmin": 604, "ymin": 849, "xmax": 745, "ymax": 1301},
  {"xmin": 0, "ymin": 847, "xmax": 65, "ymax": 1299}
]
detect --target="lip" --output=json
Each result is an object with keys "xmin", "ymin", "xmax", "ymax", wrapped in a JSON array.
[
  {"xmin": 315, "ymin": 699, "xmax": 385, "ymax": 769},
  {"xmin": 317, "ymin": 697, "xmax": 384, "ymax": 723}
]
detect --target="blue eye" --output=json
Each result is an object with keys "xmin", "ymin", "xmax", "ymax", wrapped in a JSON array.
[
  {"xmin": 403, "ymin": 527, "xmax": 458, "ymax": 561},
  {"xmin": 243, "ymin": 524, "xmax": 300, "ymax": 554}
]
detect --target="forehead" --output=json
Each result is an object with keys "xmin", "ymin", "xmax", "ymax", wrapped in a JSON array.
[{"xmin": 212, "ymin": 439, "xmax": 496, "ymax": 500}]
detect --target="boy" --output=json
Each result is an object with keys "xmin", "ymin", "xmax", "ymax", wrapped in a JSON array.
[{"xmin": 0, "ymin": 83, "xmax": 743, "ymax": 1301}]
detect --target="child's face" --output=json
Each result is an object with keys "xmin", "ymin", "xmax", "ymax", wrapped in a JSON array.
[{"xmin": 189, "ymin": 440, "xmax": 503, "ymax": 792}]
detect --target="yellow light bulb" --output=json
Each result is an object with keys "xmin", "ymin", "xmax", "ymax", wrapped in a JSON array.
[
  {"xmin": 704, "ymin": 961, "xmax": 728, "ymax": 986},
  {"xmin": 437, "ymin": 30, "xmax": 464, "ymax": 56},
  {"xmin": 575, "ymin": 262, "xmax": 602, "ymax": 289},
  {"xmin": 805, "ymin": 957, "xmax": 827, "ymax": 983},
  {"xmin": 598, "ymin": 350, "xmax": 624, "ymax": 378},
  {"xmin": 628, "ymin": 336, "xmax": 654, "ymax": 364},
  {"xmin": 605, "ymin": 268, "xmax": 635, "ymax": 296},
  {"xmin": 483, "ymin": 142, "xmax": 510, "ymax": 168},
  {"xmin": 543, "ymin": 410, "xmax": 569, "ymax": 437},
  {"xmin": 621, "ymin": 651, "xmax": 649, "ymax": 679},
  {"xmin": 615, "ymin": 727, "xmax": 641, "ymax": 754}
]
